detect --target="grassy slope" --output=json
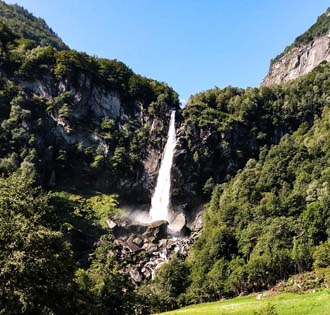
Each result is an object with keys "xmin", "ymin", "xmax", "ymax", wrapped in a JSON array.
[{"xmin": 158, "ymin": 290, "xmax": 330, "ymax": 315}]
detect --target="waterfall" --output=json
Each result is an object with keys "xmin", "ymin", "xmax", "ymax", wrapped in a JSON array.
[{"xmin": 150, "ymin": 111, "xmax": 176, "ymax": 222}]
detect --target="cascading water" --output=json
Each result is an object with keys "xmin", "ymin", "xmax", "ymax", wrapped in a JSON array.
[{"xmin": 149, "ymin": 111, "xmax": 177, "ymax": 222}]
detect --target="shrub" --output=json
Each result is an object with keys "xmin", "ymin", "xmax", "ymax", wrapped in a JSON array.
[{"xmin": 313, "ymin": 241, "xmax": 330, "ymax": 269}]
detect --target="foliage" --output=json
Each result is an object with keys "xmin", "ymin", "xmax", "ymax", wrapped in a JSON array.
[
  {"xmin": 137, "ymin": 255, "xmax": 191, "ymax": 313},
  {"xmin": 0, "ymin": 0, "xmax": 67, "ymax": 50},
  {"xmin": 75, "ymin": 234, "xmax": 136, "ymax": 315},
  {"xmin": 177, "ymin": 62, "xmax": 330, "ymax": 203},
  {"xmin": 0, "ymin": 174, "xmax": 76, "ymax": 314},
  {"xmin": 313, "ymin": 242, "xmax": 330, "ymax": 269},
  {"xmin": 184, "ymin": 105, "xmax": 330, "ymax": 303}
]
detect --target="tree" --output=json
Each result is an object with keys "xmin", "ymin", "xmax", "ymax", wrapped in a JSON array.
[
  {"xmin": 75, "ymin": 234, "xmax": 136, "ymax": 315},
  {"xmin": 0, "ymin": 174, "xmax": 76, "ymax": 314},
  {"xmin": 136, "ymin": 255, "xmax": 191, "ymax": 313},
  {"xmin": 313, "ymin": 241, "xmax": 330, "ymax": 269}
]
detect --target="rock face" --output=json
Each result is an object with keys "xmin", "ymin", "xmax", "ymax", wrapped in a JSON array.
[
  {"xmin": 168, "ymin": 213, "xmax": 188, "ymax": 235},
  {"xmin": 262, "ymin": 34, "xmax": 330, "ymax": 86},
  {"xmin": 12, "ymin": 71, "xmax": 175, "ymax": 202},
  {"xmin": 143, "ymin": 220, "xmax": 168, "ymax": 242}
]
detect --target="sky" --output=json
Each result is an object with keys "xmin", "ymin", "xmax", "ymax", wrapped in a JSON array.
[{"xmin": 5, "ymin": 0, "xmax": 330, "ymax": 103}]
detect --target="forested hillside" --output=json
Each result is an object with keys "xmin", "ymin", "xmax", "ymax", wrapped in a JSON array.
[
  {"xmin": 0, "ymin": 19, "xmax": 179, "ymax": 201},
  {"xmin": 0, "ymin": 0, "xmax": 68, "ymax": 50},
  {"xmin": 186, "ymin": 101, "xmax": 330, "ymax": 303},
  {"xmin": 173, "ymin": 62, "xmax": 330, "ymax": 205},
  {"xmin": 145, "ymin": 62, "xmax": 330, "ymax": 313}
]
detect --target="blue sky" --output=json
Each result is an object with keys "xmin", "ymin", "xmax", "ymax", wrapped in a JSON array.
[{"xmin": 5, "ymin": 0, "xmax": 330, "ymax": 103}]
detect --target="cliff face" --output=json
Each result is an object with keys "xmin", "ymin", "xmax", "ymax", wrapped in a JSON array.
[
  {"xmin": 14, "ymin": 73, "xmax": 175, "ymax": 202},
  {"xmin": 262, "ymin": 34, "xmax": 330, "ymax": 86},
  {"xmin": 0, "ymin": 22, "xmax": 179, "ymax": 204}
]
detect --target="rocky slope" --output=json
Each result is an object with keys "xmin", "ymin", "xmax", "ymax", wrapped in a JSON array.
[
  {"xmin": 0, "ymin": 21, "xmax": 180, "ymax": 207},
  {"xmin": 262, "ymin": 33, "xmax": 330, "ymax": 86},
  {"xmin": 14, "ymin": 71, "xmax": 175, "ymax": 201}
]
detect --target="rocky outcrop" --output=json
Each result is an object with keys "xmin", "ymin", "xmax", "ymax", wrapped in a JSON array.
[
  {"xmin": 168, "ymin": 213, "xmax": 187, "ymax": 235},
  {"xmin": 262, "ymin": 34, "xmax": 330, "ymax": 86},
  {"xmin": 107, "ymin": 215, "xmax": 202, "ymax": 285}
]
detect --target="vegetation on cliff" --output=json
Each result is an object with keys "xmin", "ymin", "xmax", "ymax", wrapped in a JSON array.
[
  {"xmin": 185, "ymin": 104, "xmax": 330, "ymax": 303},
  {"xmin": 271, "ymin": 8, "xmax": 330, "ymax": 65},
  {"xmin": 176, "ymin": 61, "xmax": 330, "ymax": 204},
  {"xmin": 0, "ymin": 19, "xmax": 179, "ymax": 200}
]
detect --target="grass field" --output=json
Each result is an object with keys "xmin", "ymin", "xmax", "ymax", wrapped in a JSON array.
[{"xmin": 158, "ymin": 290, "xmax": 330, "ymax": 315}]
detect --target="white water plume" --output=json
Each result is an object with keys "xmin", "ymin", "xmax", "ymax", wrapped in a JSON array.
[{"xmin": 149, "ymin": 111, "xmax": 176, "ymax": 222}]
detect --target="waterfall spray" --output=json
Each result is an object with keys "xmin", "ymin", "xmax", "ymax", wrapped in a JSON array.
[{"xmin": 150, "ymin": 111, "xmax": 177, "ymax": 222}]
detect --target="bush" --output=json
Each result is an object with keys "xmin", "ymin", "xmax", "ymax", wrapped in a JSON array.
[{"xmin": 313, "ymin": 241, "xmax": 330, "ymax": 269}]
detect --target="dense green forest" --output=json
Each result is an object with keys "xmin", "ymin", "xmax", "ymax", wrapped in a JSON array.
[
  {"xmin": 174, "ymin": 61, "xmax": 330, "ymax": 205},
  {"xmin": 1, "ymin": 1, "xmax": 330, "ymax": 315},
  {"xmin": 185, "ymin": 104, "xmax": 330, "ymax": 303}
]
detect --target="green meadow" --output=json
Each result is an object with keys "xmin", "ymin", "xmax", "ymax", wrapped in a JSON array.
[{"xmin": 158, "ymin": 290, "xmax": 330, "ymax": 315}]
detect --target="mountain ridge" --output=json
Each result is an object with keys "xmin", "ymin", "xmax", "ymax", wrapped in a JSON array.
[
  {"xmin": 263, "ymin": 7, "xmax": 330, "ymax": 86},
  {"xmin": 0, "ymin": 0, "xmax": 68, "ymax": 50}
]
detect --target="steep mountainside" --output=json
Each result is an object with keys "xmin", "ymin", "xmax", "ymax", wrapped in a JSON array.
[
  {"xmin": 0, "ymin": 0, "xmax": 67, "ymax": 50},
  {"xmin": 185, "ymin": 94, "xmax": 330, "ymax": 303},
  {"xmin": 262, "ymin": 8, "xmax": 330, "ymax": 86},
  {"xmin": 149, "ymin": 64, "xmax": 330, "ymax": 311},
  {"xmin": 173, "ymin": 64, "xmax": 330, "ymax": 210},
  {"xmin": 0, "ymin": 8, "xmax": 181, "ymax": 314},
  {"xmin": 0, "ymin": 21, "xmax": 179, "ymax": 203}
]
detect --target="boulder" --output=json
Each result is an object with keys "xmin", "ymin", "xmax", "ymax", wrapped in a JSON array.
[
  {"xmin": 129, "ymin": 269, "xmax": 143, "ymax": 283},
  {"xmin": 106, "ymin": 219, "xmax": 117, "ymax": 229},
  {"xmin": 168, "ymin": 212, "xmax": 186, "ymax": 235},
  {"xmin": 133, "ymin": 237, "xmax": 144, "ymax": 247},
  {"xmin": 143, "ymin": 220, "xmax": 168, "ymax": 242},
  {"xmin": 125, "ymin": 223, "xmax": 148, "ymax": 235}
]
